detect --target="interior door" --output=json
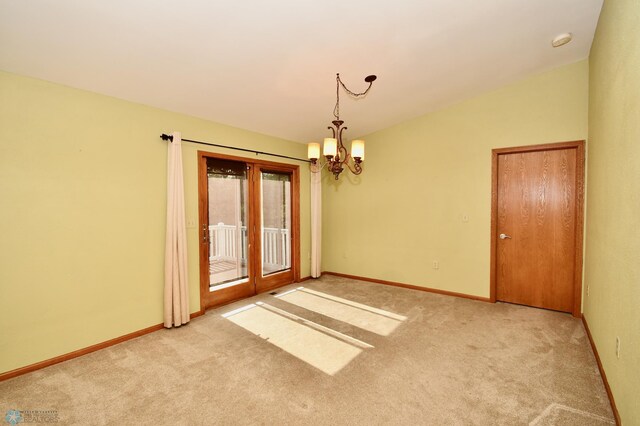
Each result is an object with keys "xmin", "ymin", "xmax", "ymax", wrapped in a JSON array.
[
  {"xmin": 198, "ymin": 152, "xmax": 300, "ymax": 309},
  {"xmin": 493, "ymin": 142, "xmax": 584, "ymax": 315}
]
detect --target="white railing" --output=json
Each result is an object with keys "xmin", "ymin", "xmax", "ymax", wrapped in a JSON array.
[
  {"xmin": 262, "ymin": 227, "xmax": 291, "ymax": 270},
  {"xmin": 209, "ymin": 223, "xmax": 289, "ymax": 270},
  {"xmin": 209, "ymin": 223, "xmax": 247, "ymax": 262}
]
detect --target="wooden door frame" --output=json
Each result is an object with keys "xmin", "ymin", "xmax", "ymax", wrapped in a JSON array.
[
  {"xmin": 489, "ymin": 140, "xmax": 585, "ymax": 317},
  {"xmin": 253, "ymin": 163, "xmax": 300, "ymax": 294},
  {"xmin": 197, "ymin": 151, "xmax": 301, "ymax": 311}
]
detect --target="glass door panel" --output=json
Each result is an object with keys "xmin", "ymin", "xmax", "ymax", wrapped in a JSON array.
[
  {"xmin": 260, "ymin": 171, "xmax": 292, "ymax": 277},
  {"xmin": 207, "ymin": 158, "xmax": 250, "ymax": 290},
  {"xmin": 199, "ymin": 152, "xmax": 299, "ymax": 308}
]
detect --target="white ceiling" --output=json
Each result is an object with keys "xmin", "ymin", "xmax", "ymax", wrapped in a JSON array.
[{"xmin": 0, "ymin": 0, "xmax": 603, "ymax": 143}]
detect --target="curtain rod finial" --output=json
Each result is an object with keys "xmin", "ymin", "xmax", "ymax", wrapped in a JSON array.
[{"xmin": 160, "ymin": 133, "xmax": 174, "ymax": 142}]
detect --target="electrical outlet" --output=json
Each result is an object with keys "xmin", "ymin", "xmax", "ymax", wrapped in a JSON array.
[
  {"xmin": 433, "ymin": 260, "xmax": 439, "ymax": 270},
  {"xmin": 616, "ymin": 337, "xmax": 621, "ymax": 359},
  {"xmin": 186, "ymin": 219, "xmax": 196, "ymax": 229},
  {"xmin": 587, "ymin": 285, "xmax": 590, "ymax": 297}
]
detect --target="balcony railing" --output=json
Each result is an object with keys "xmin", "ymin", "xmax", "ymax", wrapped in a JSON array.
[{"xmin": 209, "ymin": 223, "xmax": 290, "ymax": 270}]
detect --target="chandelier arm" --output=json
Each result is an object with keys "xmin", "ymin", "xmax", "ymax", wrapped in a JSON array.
[
  {"xmin": 344, "ymin": 157, "xmax": 363, "ymax": 175},
  {"xmin": 337, "ymin": 126, "xmax": 348, "ymax": 160},
  {"xmin": 310, "ymin": 158, "xmax": 327, "ymax": 172}
]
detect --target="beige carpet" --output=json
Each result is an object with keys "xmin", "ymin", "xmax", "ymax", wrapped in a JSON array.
[{"xmin": 0, "ymin": 275, "xmax": 615, "ymax": 425}]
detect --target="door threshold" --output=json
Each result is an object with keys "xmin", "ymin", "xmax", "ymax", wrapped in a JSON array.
[{"xmin": 210, "ymin": 278, "xmax": 250, "ymax": 292}]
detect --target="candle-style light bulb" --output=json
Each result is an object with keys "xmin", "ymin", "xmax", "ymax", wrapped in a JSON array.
[
  {"xmin": 351, "ymin": 140, "xmax": 365, "ymax": 162},
  {"xmin": 323, "ymin": 138, "xmax": 337, "ymax": 158},
  {"xmin": 307, "ymin": 142, "xmax": 320, "ymax": 162}
]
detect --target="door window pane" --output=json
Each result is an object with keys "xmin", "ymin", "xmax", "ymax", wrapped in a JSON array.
[
  {"xmin": 261, "ymin": 171, "xmax": 291, "ymax": 276},
  {"xmin": 207, "ymin": 159, "xmax": 249, "ymax": 288}
]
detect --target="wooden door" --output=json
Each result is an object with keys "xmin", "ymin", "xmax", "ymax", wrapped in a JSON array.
[
  {"xmin": 254, "ymin": 166, "xmax": 297, "ymax": 293},
  {"xmin": 491, "ymin": 141, "xmax": 585, "ymax": 316},
  {"xmin": 198, "ymin": 151, "xmax": 301, "ymax": 310},
  {"xmin": 199, "ymin": 156, "xmax": 256, "ymax": 309}
]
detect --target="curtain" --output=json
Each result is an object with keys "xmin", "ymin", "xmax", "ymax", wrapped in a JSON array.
[
  {"xmin": 310, "ymin": 164, "xmax": 322, "ymax": 278},
  {"xmin": 164, "ymin": 131, "xmax": 190, "ymax": 328}
]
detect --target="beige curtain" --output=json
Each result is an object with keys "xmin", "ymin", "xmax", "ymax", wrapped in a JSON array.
[
  {"xmin": 310, "ymin": 164, "xmax": 322, "ymax": 278},
  {"xmin": 164, "ymin": 131, "xmax": 190, "ymax": 328}
]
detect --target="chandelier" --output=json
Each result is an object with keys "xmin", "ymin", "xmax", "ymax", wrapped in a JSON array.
[{"xmin": 307, "ymin": 73, "xmax": 377, "ymax": 179}]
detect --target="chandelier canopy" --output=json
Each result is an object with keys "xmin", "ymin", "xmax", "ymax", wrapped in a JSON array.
[{"xmin": 307, "ymin": 73, "xmax": 377, "ymax": 180}]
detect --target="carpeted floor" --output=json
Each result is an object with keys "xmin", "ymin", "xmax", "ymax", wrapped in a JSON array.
[{"xmin": 0, "ymin": 275, "xmax": 615, "ymax": 425}]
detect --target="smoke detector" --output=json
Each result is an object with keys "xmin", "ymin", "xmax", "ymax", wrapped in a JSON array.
[{"xmin": 552, "ymin": 33, "xmax": 573, "ymax": 48}]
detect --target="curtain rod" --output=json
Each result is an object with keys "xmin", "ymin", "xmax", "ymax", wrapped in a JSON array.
[{"xmin": 160, "ymin": 133, "xmax": 311, "ymax": 163}]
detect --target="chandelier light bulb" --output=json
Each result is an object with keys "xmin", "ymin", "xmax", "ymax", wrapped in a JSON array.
[
  {"xmin": 351, "ymin": 140, "xmax": 365, "ymax": 162},
  {"xmin": 307, "ymin": 142, "xmax": 320, "ymax": 161},
  {"xmin": 323, "ymin": 138, "xmax": 337, "ymax": 157}
]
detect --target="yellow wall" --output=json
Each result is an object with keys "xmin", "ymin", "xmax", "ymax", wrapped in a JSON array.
[
  {"xmin": 0, "ymin": 71, "xmax": 311, "ymax": 374},
  {"xmin": 584, "ymin": 0, "xmax": 640, "ymax": 423},
  {"xmin": 323, "ymin": 60, "xmax": 588, "ymax": 298}
]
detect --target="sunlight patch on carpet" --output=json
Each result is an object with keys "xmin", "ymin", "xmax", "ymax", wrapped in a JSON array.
[
  {"xmin": 258, "ymin": 302, "xmax": 374, "ymax": 349},
  {"xmin": 223, "ymin": 302, "xmax": 366, "ymax": 375},
  {"xmin": 276, "ymin": 287, "xmax": 406, "ymax": 336}
]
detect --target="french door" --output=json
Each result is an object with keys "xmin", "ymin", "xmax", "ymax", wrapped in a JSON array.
[{"xmin": 198, "ymin": 151, "xmax": 300, "ymax": 309}]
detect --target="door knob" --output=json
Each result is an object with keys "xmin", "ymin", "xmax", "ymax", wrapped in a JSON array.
[{"xmin": 499, "ymin": 233, "xmax": 512, "ymax": 240}]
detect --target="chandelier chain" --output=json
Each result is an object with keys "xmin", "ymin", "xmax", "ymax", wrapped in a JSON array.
[{"xmin": 333, "ymin": 73, "xmax": 375, "ymax": 120}]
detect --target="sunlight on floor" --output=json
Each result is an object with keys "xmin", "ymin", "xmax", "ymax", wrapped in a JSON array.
[
  {"xmin": 221, "ymin": 288, "xmax": 407, "ymax": 375},
  {"xmin": 257, "ymin": 302, "xmax": 374, "ymax": 349},
  {"xmin": 223, "ymin": 302, "xmax": 363, "ymax": 375},
  {"xmin": 276, "ymin": 287, "xmax": 407, "ymax": 336}
]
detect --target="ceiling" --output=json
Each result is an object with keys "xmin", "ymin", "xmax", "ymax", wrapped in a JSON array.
[{"xmin": 0, "ymin": 0, "xmax": 603, "ymax": 143}]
